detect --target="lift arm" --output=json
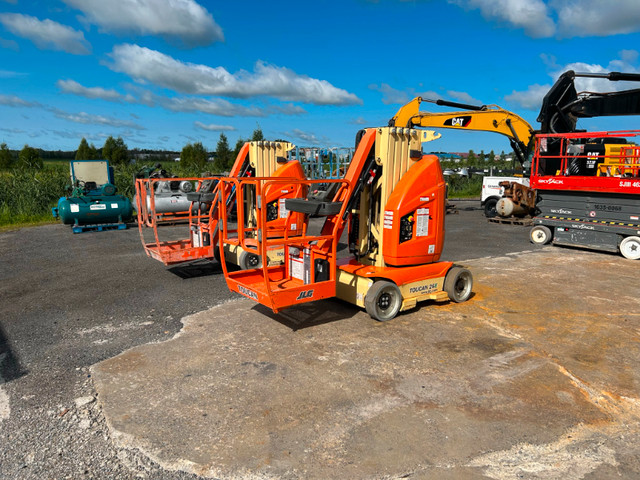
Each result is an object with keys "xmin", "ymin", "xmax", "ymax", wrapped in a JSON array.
[
  {"xmin": 538, "ymin": 70, "xmax": 640, "ymax": 134},
  {"xmin": 389, "ymin": 97, "xmax": 535, "ymax": 165}
]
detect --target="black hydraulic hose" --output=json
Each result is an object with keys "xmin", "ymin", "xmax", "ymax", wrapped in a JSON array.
[
  {"xmin": 426, "ymin": 98, "xmax": 487, "ymax": 111},
  {"xmin": 574, "ymin": 71, "xmax": 640, "ymax": 82}
]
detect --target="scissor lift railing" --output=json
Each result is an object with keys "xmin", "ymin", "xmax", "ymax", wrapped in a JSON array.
[
  {"xmin": 135, "ymin": 176, "xmax": 220, "ymax": 265},
  {"xmin": 217, "ymin": 176, "xmax": 350, "ymax": 313},
  {"xmin": 531, "ymin": 130, "xmax": 640, "ymax": 193}
]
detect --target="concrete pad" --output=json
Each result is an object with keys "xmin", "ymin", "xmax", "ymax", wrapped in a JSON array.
[{"xmin": 92, "ymin": 248, "xmax": 640, "ymax": 479}]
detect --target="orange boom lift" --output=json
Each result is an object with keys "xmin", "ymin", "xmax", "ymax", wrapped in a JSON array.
[
  {"xmin": 217, "ymin": 126, "xmax": 473, "ymax": 321},
  {"xmin": 135, "ymin": 141, "xmax": 306, "ymax": 268}
]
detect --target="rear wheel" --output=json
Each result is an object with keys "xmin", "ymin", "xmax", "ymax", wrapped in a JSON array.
[
  {"xmin": 238, "ymin": 250, "xmax": 262, "ymax": 269},
  {"xmin": 444, "ymin": 267, "xmax": 473, "ymax": 303},
  {"xmin": 530, "ymin": 225, "xmax": 552, "ymax": 245},
  {"xmin": 365, "ymin": 280, "xmax": 402, "ymax": 322},
  {"xmin": 484, "ymin": 198, "xmax": 498, "ymax": 218},
  {"xmin": 620, "ymin": 236, "xmax": 640, "ymax": 260}
]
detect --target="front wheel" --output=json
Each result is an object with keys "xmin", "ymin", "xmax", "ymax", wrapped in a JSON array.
[
  {"xmin": 238, "ymin": 250, "xmax": 262, "ymax": 270},
  {"xmin": 484, "ymin": 198, "xmax": 498, "ymax": 218},
  {"xmin": 530, "ymin": 225, "xmax": 552, "ymax": 245},
  {"xmin": 444, "ymin": 267, "xmax": 473, "ymax": 303},
  {"xmin": 620, "ymin": 236, "xmax": 640, "ymax": 260},
  {"xmin": 365, "ymin": 280, "xmax": 402, "ymax": 322}
]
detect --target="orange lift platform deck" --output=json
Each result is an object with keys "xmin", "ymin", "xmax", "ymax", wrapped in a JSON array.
[{"xmin": 135, "ymin": 141, "xmax": 307, "ymax": 268}]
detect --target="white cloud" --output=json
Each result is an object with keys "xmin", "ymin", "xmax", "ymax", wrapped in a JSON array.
[
  {"xmin": 161, "ymin": 97, "xmax": 264, "ymax": 117},
  {"xmin": 369, "ymin": 83, "xmax": 411, "ymax": 105},
  {"xmin": 505, "ymin": 51, "xmax": 640, "ymax": 109},
  {"xmin": 194, "ymin": 122, "xmax": 236, "ymax": 132},
  {"xmin": 56, "ymin": 78, "xmax": 310, "ymax": 118},
  {"xmin": 554, "ymin": 0, "xmax": 640, "ymax": 37},
  {"xmin": 0, "ymin": 13, "xmax": 90, "ymax": 54},
  {"xmin": 370, "ymin": 83, "xmax": 442, "ymax": 105},
  {"xmin": 57, "ymin": 79, "xmax": 126, "ymax": 102},
  {"xmin": 505, "ymin": 83, "xmax": 551, "ymax": 110},
  {"xmin": 0, "ymin": 94, "xmax": 40, "ymax": 108},
  {"xmin": 50, "ymin": 108, "xmax": 145, "ymax": 130},
  {"xmin": 450, "ymin": 0, "xmax": 640, "ymax": 39},
  {"xmin": 107, "ymin": 44, "xmax": 361, "ymax": 106},
  {"xmin": 62, "ymin": 0, "xmax": 222, "ymax": 47},
  {"xmin": 288, "ymin": 129, "xmax": 322, "ymax": 144},
  {"xmin": 450, "ymin": 0, "xmax": 555, "ymax": 37},
  {"xmin": 446, "ymin": 90, "xmax": 483, "ymax": 106}
]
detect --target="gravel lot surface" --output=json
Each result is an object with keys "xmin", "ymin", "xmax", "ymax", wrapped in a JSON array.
[{"xmin": 0, "ymin": 200, "xmax": 533, "ymax": 479}]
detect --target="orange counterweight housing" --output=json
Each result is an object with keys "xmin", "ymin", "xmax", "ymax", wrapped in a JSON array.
[
  {"xmin": 262, "ymin": 160, "xmax": 307, "ymax": 237},
  {"xmin": 382, "ymin": 155, "xmax": 446, "ymax": 266}
]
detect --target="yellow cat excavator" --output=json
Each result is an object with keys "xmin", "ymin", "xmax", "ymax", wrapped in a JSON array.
[{"xmin": 389, "ymin": 97, "xmax": 537, "ymax": 217}]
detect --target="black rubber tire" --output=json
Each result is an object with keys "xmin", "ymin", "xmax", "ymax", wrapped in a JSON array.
[
  {"xmin": 484, "ymin": 198, "xmax": 498, "ymax": 218},
  {"xmin": 530, "ymin": 225, "xmax": 552, "ymax": 245},
  {"xmin": 238, "ymin": 250, "xmax": 262, "ymax": 270},
  {"xmin": 444, "ymin": 267, "xmax": 473, "ymax": 303},
  {"xmin": 365, "ymin": 280, "xmax": 402, "ymax": 322}
]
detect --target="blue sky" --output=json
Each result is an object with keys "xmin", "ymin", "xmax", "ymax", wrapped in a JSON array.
[{"xmin": 1, "ymin": 0, "xmax": 640, "ymax": 155}]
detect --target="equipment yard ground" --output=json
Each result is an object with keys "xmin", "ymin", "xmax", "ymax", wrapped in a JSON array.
[{"xmin": 1, "ymin": 200, "xmax": 639, "ymax": 479}]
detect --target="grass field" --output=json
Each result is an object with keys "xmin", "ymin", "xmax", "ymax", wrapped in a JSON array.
[{"xmin": 0, "ymin": 161, "xmax": 482, "ymax": 228}]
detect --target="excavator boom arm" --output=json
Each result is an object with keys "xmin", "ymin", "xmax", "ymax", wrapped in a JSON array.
[{"xmin": 389, "ymin": 97, "xmax": 534, "ymax": 165}]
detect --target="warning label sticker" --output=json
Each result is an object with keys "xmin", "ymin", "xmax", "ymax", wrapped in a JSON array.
[
  {"xmin": 416, "ymin": 208, "xmax": 429, "ymax": 236},
  {"xmin": 384, "ymin": 210, "xmax": 394, "ymax": 230},
  {"xmin": 279, "ymin": 198, "xmax": 288, "ymax": 218}
]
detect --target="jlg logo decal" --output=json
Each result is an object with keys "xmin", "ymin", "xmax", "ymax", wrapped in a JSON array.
[
  {"xmin": 444, "ymin": 116, "xmax": 472, "ymax": 127},
  {"xmin": 296, "ymin": 289, "xmax": 314, "ymax": 300}
]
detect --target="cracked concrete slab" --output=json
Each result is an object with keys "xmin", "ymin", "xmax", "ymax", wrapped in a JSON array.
[{"xmin": 92, "ymin": 248, "xmax": 640, "ymax": 479}]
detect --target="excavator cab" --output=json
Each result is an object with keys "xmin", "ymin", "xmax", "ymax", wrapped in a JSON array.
[
  {"xmin": 135, "ymin": 141, "xmax": 306, "ymax": 267},
  {"xmin": 217, "ymin": 127, "xmax": 473, "ymax": 321}
]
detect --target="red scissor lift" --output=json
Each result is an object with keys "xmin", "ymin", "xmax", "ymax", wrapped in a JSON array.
[
  {"xmin": 135, "ymin": 141, "xmax": 307, "ymax": 267},
  {"xmin": 529, "ymin": 130, "xmax": 640, "ymax": 259}
]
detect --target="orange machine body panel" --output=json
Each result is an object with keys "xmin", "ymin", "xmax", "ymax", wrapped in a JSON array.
[{"xmin": 382, "ymin": 155, "xmax": 446, "ymax": 266}]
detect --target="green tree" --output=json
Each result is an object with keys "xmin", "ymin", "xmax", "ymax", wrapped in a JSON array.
[
  {"xmin": 466, "ymin": 149, "xmax": 477, "ymax": 166},
  {"xmin": 181, "ymin": 142, "xmax": 208, "ymax": 171},
  {"xmin": 477, "ymin": 150, "xmax": 486, "ymax": 164},
  {"xmin": 251, "ymin": 126, "xmax": 264, "ymax": 142},
  {"xmin": 75, "ymin": 137, "xmax": 98, "ymax": 160},
  {"xmin": 214, "ymin": 133, "xmax": 232, "ymax": 172},
  {"xmin": 18, "ymin": 144, "xmax": 43, "ymax": 169},
  {"xmin": 102, "ymin": 136, "xmax": 129, "ymax": 165},
  {"xmin": 0, "ymin": 143, "xmax": 13, "ymax": 169},
  {"xmin": 233, "ymin": 138, "xmax": 245, "ymax": 162}
]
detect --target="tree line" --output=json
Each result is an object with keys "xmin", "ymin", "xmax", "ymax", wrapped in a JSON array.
[{"xmin": 0, "ymin": 127, "xmax": 268, "ymax": 173}]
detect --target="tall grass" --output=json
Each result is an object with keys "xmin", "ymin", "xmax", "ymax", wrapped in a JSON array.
[
  {"xmin": 0, "ymin": 161, "xmax": 219, "ymax": 228},
  {"xmin": 446, "ymin": 175, "xmax": 482, "ymax": 198},
  {"xmin": 0, "ymin": 159, "xmax": 483, "ymax": 228},
  {"xmin": 0, "ymin": 165, "xmax": 68, "ymax": 227}
]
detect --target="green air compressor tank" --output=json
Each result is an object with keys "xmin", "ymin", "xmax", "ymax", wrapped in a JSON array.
[{"xmin": 55, "ymin": 194, "xmax": 133, "ymax": 226}]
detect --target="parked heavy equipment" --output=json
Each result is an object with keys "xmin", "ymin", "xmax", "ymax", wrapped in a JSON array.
[
  {"xmin": 528, "ymin": 71, "xmax": 640, "ymax": 259},
  {"xmin": 389, "ymin": 97, "xmax": 537, "ymax": 221},
  {"xmin": 53, "ymin": 160, "xmax": 132, "ymax": 233},
  {"xmin": 133, "ymin": 163, "xmax": 195, "ymax": 223},
  {"xmin": 135, "ymin": 141, "xmax": 306, "ymax": 267},
  {"xmin": 217, "ymin": 127, "xmax": 473, "ymax": 321}
]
